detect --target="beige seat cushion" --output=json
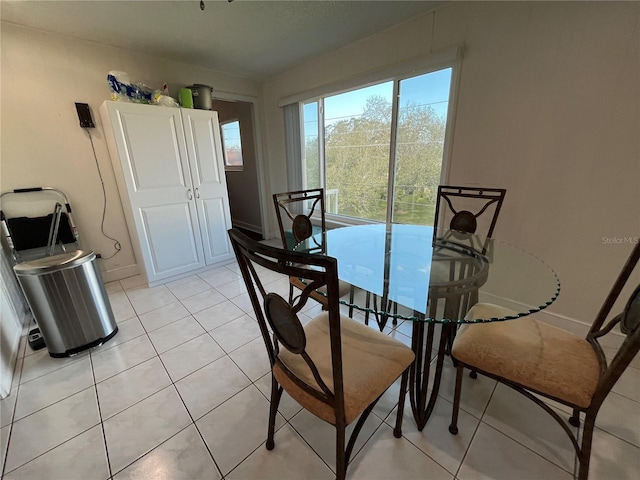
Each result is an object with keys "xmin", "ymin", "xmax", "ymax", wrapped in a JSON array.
[
  {"xmin": 452, "ymin": 303, "xmax": 600, "ymax": 408},
  {"xmin": 273, "ymin": 312, "xmax": 414, "ymax": 425}
]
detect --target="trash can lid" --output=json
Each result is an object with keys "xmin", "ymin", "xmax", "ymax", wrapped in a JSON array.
[{"xmin": 13, "ymin": 250, "xmax": 96, "ymax": 275}]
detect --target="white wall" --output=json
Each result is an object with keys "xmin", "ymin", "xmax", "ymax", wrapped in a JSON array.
[
  {"xmin": 0, "ymin": 238, "xmax": 29, "ymax": 398},
  {"xmin": 3, "ymin": 3, "xmax": 638, "ymax": 328},
  {"xmin": 260, "ymin": 2, "xmax": 640, "ymax": 326},
  {"xmin": 1, "ymin": 23, "xmax": 260, "ymax": 282}
]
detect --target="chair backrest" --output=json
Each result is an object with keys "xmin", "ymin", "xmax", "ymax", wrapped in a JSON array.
[
  {"xmin": 228, "ymin": 227, "xmax": 345, "ymax": 415},
  {"xmin": 273, "ymin": 188, "xmax": 326, "ymax": 250},
  {"xmin": 586, "ymin": 242, "xmax": 640, "ymax": 410},
  {"xmin": 434, "ymin": 185, "xmax": 506, "ymax": 238}
]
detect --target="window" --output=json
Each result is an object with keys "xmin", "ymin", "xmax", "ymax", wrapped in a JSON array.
[
  {"xmin": 302, "ymin": 67, "xmax": 454, "ymax": 226},
  {"xmin": 221, "ymin": 120, "xmax": 243, "ymax": 170}
]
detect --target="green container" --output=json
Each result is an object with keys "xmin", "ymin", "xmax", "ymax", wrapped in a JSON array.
[{"xmin": 179, "ymin": 88, "xmax": 194, "ymax": 108}]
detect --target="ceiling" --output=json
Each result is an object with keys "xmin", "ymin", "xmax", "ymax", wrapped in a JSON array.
[{"xmin": 1, "ymin": 0, "xmax": 444, "ymax": 81}]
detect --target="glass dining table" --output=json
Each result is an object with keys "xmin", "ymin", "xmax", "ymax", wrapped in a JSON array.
[{"xmin": 295, "ymin": 223, "xmax": 561, "ymax": 430}]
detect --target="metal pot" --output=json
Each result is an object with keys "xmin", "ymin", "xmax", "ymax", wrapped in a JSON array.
[{"xmin": 188, "ymin": 84, "xmax": 213, "ymax": 110}]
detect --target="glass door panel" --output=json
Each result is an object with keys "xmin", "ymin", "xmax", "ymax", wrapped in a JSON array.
[
  {"xmin": 392, "ymin": 68, "xmax": 452, "ymax": 225},
  {"xmin": 303, "ymin": 102, "xmax": 321, "ymax": 190},
  {"xmin": 323, "ymin": 82, "xmax": 393, "ymax": 222}
]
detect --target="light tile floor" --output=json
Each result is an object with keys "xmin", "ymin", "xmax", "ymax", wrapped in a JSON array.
[{"xmin": 1, "ymin": 260, "xmax": 639, "ymax": 479}]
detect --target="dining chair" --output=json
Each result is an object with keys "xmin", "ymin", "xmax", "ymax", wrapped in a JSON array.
[
  {"xmin": 364, "ymin": 186, "xmax": 507, "ymax": 330},
  {"xmin": 380, "ymin": 185, "xmax": 507, "ymax": 330},
  {"xmin": 433, "ymin": 185, "xmax": 506, "ymax": 246},
  {"xmin": 228, "ymin": 228, "xmax": 415, "ymax": 480},
  {"xmin": 448, "ymin": 242, "xmax": 640, "ymax": 480},
  {"xmin": 429, "ymin": 185, "xmax": 506, "ymax": 347},
  {"xmin": 272, "ymin": 188, "xmax": 355, "ymax": 313}
]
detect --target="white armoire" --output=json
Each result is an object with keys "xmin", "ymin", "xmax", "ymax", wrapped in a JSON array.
[{"xmin": 100, "ymin": 101, "xmax": 233, "ymax": 285}]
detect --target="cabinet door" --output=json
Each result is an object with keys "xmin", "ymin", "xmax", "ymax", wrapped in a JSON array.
[
  {"xmin": 102, "ymin": 102, "xmax": 205, "ymax": 282},
  {"xmin": 181, "ymin": 109, "xmax": 233, "ymax": 265}
]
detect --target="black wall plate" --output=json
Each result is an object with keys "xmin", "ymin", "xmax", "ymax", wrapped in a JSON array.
[{"xmin": 75, "ymin": 102, "xmax": 95, "ymax": 128}]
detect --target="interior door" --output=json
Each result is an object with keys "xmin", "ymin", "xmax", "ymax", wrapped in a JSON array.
[
  {"xmin": 181, "ymin": 109, "xmax": 234, "ymax": 265},
  {"xmin": 103, "ymin": 102, "xmax": 205, "ymax": 281}
]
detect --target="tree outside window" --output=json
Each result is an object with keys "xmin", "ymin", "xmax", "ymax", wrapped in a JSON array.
[{"xmin": 303, "ymin": 67, "xmax": 452, "ymax": 225}]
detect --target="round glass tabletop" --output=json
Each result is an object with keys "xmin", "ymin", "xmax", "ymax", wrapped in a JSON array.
[{"xmin": 295, "ymin": 224, "xmax": 560, "ymax": 323}]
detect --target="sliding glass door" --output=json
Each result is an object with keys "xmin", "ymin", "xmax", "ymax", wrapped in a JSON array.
[
  {"xmin": 392, "ymin": 68, "xmax": 452, "ymax": 224},
  {"xmin": 303, "ymin": 66, "xmax": 453, "ymax": 226}
]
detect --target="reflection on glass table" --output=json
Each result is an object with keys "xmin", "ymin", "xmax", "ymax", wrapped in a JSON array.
[{"xmin": 295, "ymin": 223, "xmax": 560, "ymax": 430}]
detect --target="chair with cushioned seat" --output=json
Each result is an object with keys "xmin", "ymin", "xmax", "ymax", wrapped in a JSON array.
[
  {"xmin": 448, "ymin": 242, "xmax": 640, "ymax": 480},
  {"xmin": 431, "ymin": 185, "xmax": 506, "ymax": 344},
  {"xmin": 273, "ymin": 188, "xmax": 354, "ymax": 311},
  {"xmin": 228, "ymin": 228, "xmax": 414, "ymax": 480},
  {"xmin": 434, "ymin": 185, "xmax": 506, "ymax": 251},
  {"xmin": 382, "ymin": 185, "xmax": 507, "ymax": 331}
]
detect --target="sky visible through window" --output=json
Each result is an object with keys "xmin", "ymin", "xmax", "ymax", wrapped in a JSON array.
[
  {"xmin": 324, "ymin": 68, "xmax": 451, "ymax": 125},
  {"xmin": 304, "ymin": 68, "xmax": 451, "ymax": 147},
  {"xmin": 221, "ymin": 120, "xmax": 243, "ymax": 167}
]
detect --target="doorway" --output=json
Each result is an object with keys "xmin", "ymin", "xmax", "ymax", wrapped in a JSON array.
[{"xmin": 212, "ymin": 99, "xmax": 263, "ymax": 239}]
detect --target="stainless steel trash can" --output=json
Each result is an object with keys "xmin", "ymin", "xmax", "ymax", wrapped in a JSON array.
[{"xmin": 14, "ymin": 250, "xmax": 118, "ymax": 357}]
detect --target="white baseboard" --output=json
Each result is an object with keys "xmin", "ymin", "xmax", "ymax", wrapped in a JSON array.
[
  {"xmin": 147, "ymin": 259, "xmax": 236, "ymax": 288},
  {"xmin": 232, "ymin": 220, "xmax": 263, "ymax": 235},
  {"xmin": 101, "ymin": 264, "xmax": 139, "ymax": 283}
]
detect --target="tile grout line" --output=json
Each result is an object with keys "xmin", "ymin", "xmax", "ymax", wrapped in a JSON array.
[
  {"xmin": 109, "ymin": 316, "xmax": 231, "ymax": 478},
  {"xmin": 9, "ymin": 269, "xmax": 640, "ymax": 480},
  {"xmin": 1, "ymin": 415, "xmax": 100, "ymax": 477},
  {"xmin": 89, "ymin": 352, "xmax": 114, "ymax": 480},
  {"xmin": 453, "ymin": 377, "xmax": 498, "ymax": 479},
  {"xmin": 245, "ymin": 413, "xmax": 335, "ymax": 477},
  {"xmin": 476, "ymin": 382, "xmax": 580, "ymax": 477},
  {"xmin": 101, "ymin": 325, "xmax": 177, "ymax": 478},
  {"xmin": 120, "ymin": 324, "xmax": 226, "ymax": 479},
  {"xmin": 2, "ymin": 355, "xmax": 98, "ymax": 477},
  {"xmin": 479, "ymin": 420, "xmax": 578, "ymax": 477},
  {"xmin": 0, "ymin": 333, "xmax": 28, "ymax": 480}
]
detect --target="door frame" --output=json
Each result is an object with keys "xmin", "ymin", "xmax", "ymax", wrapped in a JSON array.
[{"xmin": 211, "ymin": 91, "xmax": 267, "ymax": 239}]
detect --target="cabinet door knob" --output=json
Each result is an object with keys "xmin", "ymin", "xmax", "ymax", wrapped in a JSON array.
[
  {"xmin": 195, "ymin": 188, "xmax": 200, "ymax": 199},
  {"xmin": 187, "ymin": 189, "xmax": 193, "ymax": 200}
]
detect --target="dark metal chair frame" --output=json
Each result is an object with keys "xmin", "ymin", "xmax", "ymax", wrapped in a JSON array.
[
  {"xmin": 273, "ymin": 188, "xmax": 356, "ymax": 313},
  {"xmin": 228, "ymin": 228, "xmax": 410, "ymax": 480},
  {"xmin": 433, "ymin": 185, "xmax": 507, "ymax": 244},
  {"xmin": 449, "ymin": 242, "xmax": 640, "ymax": 480},
  {"xmin": 380, "ymin": 185, "xmax": 506, "ymax": 333},
  {"xmin": 273, "ymin": 188, "xmax": 326, "ymax": 253},
  {"xmin": 432, "ymin": 185, "xmax": 506, "ymax": 347}
]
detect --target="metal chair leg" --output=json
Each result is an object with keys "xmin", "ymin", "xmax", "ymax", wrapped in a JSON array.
[
  {"xmin": 577, "ymin": 414, "xmax": 596, "ymax": 480},
  {"xmin": 288, "ymin": 282, "xmax": 295, "ymax": 305},
  {"xmin": 392, "ymin": 301, "xmax": 398, "ymax": 326},
  {"xmin": 569, "ymin": 408, "xmax": 581, "ymax": 427},
  {"xmin": 266, "ymin": 377, "xmax": 283, "ymax": 450},
  {"xmin": 364, "ymin": 291, "xmax": 371, "ymax": 326},
  {"xmin": 449, "ymin": 364, "xmax": 464, "ymax": 435},
  {"xmin": 348, "ymin": 286, "xmax": 355, "ymax": 317},
  {"xmin": 394, "ymin": 370, "xmax": 409, "ymax": 438}
]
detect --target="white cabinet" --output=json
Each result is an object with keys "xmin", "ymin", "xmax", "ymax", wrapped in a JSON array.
[{"xmin": 100, "ymin": 101, "xmax": 233, "ymax": 285}]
